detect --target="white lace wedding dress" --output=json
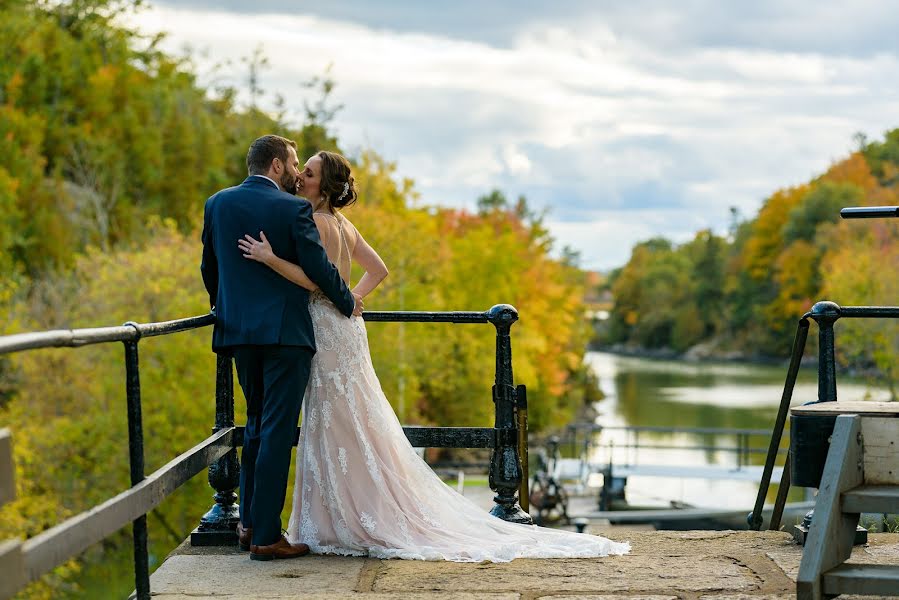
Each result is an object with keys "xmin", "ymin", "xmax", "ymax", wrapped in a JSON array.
[{"xmin": 285, "ymin": 213, "xmax": 629, "ymax": 562}]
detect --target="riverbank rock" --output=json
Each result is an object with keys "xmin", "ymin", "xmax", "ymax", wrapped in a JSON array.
[{"xmin": 683, "ymin": 339, "xmax": 747, "ymax": 362}]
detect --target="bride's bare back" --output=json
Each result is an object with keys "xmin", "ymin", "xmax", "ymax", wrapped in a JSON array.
[
  {"xmin": 312, "ymin": 212, "xmax": 355, "ymax": 285},
  {"xmin": 313, "ymin": 211, "xmax": 386, "ymax": 299}
]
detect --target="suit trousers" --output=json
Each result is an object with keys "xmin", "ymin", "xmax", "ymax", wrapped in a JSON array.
[{"xmin": 233, "ymin": 344, "xmax": 313, "ymax": 546}]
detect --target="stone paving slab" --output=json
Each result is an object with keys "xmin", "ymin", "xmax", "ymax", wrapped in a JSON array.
[
  {"xmin": 534, "ymin": 596, "xmax": 677, "ymax": 600},
  {"xmin": 371, "ymin": 554, "xmax": 756, "ymax": 594},
  {"xmin": 699, "ymin": 595, "xmax": 897, "ymax": 600},
  {"xmin": 150, "ymin": 595, "xmax": 518, "ymax": 600},
  {"xmin": 148, "ymin": 531, "xmax": 899, "ymax": 599},
  {"xmin": 766, "ymin": 531, "xmax": 899, "ymax": 583},
  {"xmin": 699, "ymin": 595, "xmax": 794, "ymax": 600},
  {"xmin": 149, "ymin": 554, "xmax": 364, "ymax": 596}
]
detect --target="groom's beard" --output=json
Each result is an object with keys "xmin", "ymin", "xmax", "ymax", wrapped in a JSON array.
[{"xmin": 281, "ymin": 172, "xmax": 298, "ymax": 195}]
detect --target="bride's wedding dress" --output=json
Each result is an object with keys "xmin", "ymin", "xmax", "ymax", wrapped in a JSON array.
[{"xmin": 285, "ymin": 213, "xmax": 629, "ymax": 562}]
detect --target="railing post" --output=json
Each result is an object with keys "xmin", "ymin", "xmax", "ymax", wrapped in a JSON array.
[
  {"xmin": 516, "ymin": 384, "xmax": 529, "ymax": 514},
  {"xmin": 748, "ymin": 315, "xmax": 810, "ymax": 530},
  {"xmin": 810, "ymin": 300, "xmax": 840, "ymax": 403},
  {"xmin": 790, "ymin": 302, "xmax": 866, "ymax": 546},
  {"xmin": 192, "ymin": 353, "xmax": 241, "ymax": 545},
  {"xmin": 1, "ymin": 429, "xmax": 25, "ymax": 600},
  {"xmin": 486, "ymin": 304, "xmax": 532, "ymax": 524},
  {"xmin": 122, "ymin": 323, "xmax": 149, "ymax": 600},
  {"xmin": 0, "ymin": 429, "xmax": 13, "ymax": 508}
]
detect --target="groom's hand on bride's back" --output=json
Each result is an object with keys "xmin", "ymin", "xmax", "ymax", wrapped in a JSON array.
[{"xmin": 352, "ymin": 293, "xmax": 364, "ymax": 317}]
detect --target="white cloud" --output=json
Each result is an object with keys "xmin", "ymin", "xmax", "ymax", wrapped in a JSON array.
[
  {"xmin": 502, "ymin": 145, "xmax": 532, "ymax": 176},
  {"xmin": 547, "ymin": 209, "xmax": 706, "ymax": 270},
  {"xmin": 126, "ymin": 3, "xmax": 899, "ymax": 271}
]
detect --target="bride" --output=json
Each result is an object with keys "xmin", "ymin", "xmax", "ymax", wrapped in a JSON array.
[{"xmin": 237, "ymin": 150, "xmax": 629, "ymax": 562}]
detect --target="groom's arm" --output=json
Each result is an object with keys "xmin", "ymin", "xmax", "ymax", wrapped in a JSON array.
[
  {"xmin": 200, "ymin": 197, "xmax": 218, "ymax": 310},
  {"xmin": 290, "ymin": 202, "xmax": 355, "ymax": 317}
]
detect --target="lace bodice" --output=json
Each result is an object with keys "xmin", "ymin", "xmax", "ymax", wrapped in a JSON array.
[{"xmin": 286, "ymin": 295, "xmax": 631, "ymax": 562}]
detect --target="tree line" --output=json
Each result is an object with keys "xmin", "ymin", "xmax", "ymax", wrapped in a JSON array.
[
  {"xmin": 0, "ymin": 2, "xmax": 595, "ymax": 597},
  {"xmin": 598, "ymin": 129, "xmax": 899, "ymax": 392}
]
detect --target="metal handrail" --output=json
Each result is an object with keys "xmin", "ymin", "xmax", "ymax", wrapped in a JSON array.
[
  {"xmin": 594, "ymin": 443, "xmax": 785, "ymax": 455},
  {"xmin": 0, "ymin": 314, "xmax": 216, "ymax": 355},
  {"xmin": 570, "ymin": 424, "xmax": 775, "ymax": 436},
  {"xmin": 362, "ymin": 310, "xmax": 490, "ymax": 323},
  {"xmin": 840, "ymin": 206, "xmax": 899, "ymax": 218},
  {"xmin": 750, "ymin": 301, "xmax": 899, "ymax": 531},
  {"xmin": 0, "ymin": 303, "xmax": 530, "ymax": 600},
  {"xmin": 0, "ymin": 308, "xmax": 501, "ymax": 355}
]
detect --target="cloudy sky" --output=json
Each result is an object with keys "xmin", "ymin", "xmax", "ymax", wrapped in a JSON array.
[{"xmin": 127, "ymin": 1, "xmax": 899, "ymax": 270}]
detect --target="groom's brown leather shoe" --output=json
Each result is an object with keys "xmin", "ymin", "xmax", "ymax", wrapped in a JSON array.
[
  {"xmin": 236, "ymin": 522, "xmax": 252, "ymax": 551},
  {"xmin": 250, "ymin": 536, "xmax": 310, "ymax": 561}
]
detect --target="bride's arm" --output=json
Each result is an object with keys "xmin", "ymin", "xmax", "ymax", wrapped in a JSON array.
[
  {"xmin": 238, "ymin": 232, "xmax": 319, "ymax": 291},
  {"xmin": 351, "ymin": 233, "xmax": 388, "ymax": 298}
]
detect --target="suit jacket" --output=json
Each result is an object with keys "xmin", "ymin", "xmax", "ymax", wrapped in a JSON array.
[{"xmin": 201, "ymin": 176, "xmax": 355, "ymax": 351}]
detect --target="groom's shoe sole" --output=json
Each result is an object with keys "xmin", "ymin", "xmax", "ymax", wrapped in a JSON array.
[
  {"xmin": 249, "ymin": 537, "xmax": 310, "ymax": 561},
  {"xmin": 237, "ymin": 523, "xmax": 252, "ymax": 551},
  {"xmin": 249, "ymin": 552, "xmax": 273, "ymax": 561}
]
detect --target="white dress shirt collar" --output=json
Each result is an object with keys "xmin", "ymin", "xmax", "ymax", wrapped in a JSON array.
[{"xmin": 250, "ymin": 174, "xmax": 281, "ymax": 191}]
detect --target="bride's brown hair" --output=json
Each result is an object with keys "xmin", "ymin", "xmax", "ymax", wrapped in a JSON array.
[{"xmin": 317, "ymin": 150, "xmax": 357, "ymax": 212}]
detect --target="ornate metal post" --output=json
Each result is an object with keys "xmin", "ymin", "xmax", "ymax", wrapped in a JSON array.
[
  {"xmin": 486, "ymin": 304, "xmax": 532, "ymax": 524},
  {"xmin": 516, "ymin": 384, "xmax": 529, "ymax": 514},
  {"xmin": 810, "ymin": 301, "xmax": 840, "ymax": 403},
  {"xmin": 122, "ymin": 324, "xmax": 149, "ymax": 600},
  {"xmin": 791, "ymin": 302, "xmax": 841, "ymax": 493},
  {"xmin": 192, "ymin": 353, "xmax": 241, "ymax": 545},
  {"xmin": 791, "ymin": 303, "xmax": 841, "ymax": 543},
  {"xmin": 791, "ymin": 301, "xmax": 864, "ymax": 545}
]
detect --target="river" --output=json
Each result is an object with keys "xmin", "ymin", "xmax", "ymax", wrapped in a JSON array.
[{"xmin": 582, "ymin": 351, "xmax": 891, "ymax": 511}]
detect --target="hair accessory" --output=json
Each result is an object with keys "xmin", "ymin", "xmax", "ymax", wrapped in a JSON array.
[{"xmin": 336, "ymin": 182, "xmax": 349, "ymax": 203}]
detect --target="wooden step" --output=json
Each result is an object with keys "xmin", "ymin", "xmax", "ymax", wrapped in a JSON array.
[
  {"xmin": 842, "ymin": 485, "xmax": 899, "ymax": 514},
  {"xmin": 823, "ymin": 563, "xmax": 899, "ymax": 596}
]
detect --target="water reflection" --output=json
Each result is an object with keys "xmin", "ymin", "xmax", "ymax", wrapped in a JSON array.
[{"xmin": 583, "ymin": 352, "xmax": 889, "ymax": 510}]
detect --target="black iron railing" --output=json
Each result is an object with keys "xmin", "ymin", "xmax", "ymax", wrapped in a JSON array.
[
  {"xmin": 564, "ymin": 423, "xmax": 782, "ymax": 469},
  {"xmin": 0, "ymin": 304, "xmax": 530, "ymax": 600},
  {"xmin": 750, "ymin": 301, "xmax": 899, "ymax": 531},
  {"xmin": 750, "ymin": 205, "xmax": 899, "ymax": 531},
  {"xmin": 1, "ymin": 427, "xmax": 17, "ymax": 600}
]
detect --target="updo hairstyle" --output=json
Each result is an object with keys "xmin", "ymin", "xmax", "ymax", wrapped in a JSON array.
[{"xmin": 317, "ymin": 150, "xmax": 357, "ymax": 211}]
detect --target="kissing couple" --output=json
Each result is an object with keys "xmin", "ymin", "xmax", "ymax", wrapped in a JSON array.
[{"xmin": 200, "ymin": 134, "xmax": 630, "ymax": 562}]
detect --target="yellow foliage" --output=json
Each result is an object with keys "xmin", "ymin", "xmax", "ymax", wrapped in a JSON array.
[
  {"xmin": 742, "ymin": 185, "xmax": 809, "ymax": 281},
  {"xmin": 1, "ymin": 176, "xmax": 590, "ymax": 597},
  {"xmin": 0, "ymin": 4, "xmax": 600, "ymax": 596}
]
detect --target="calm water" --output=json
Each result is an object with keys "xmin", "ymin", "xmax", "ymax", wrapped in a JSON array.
[{"xmin": 584, "ymin": 351, "xmax": 891, "ymax": 510}]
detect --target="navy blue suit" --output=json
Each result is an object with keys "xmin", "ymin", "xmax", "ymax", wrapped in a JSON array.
[{"xmin": 201, "ymin": 175, "xmax": 355, "ymax": 546}]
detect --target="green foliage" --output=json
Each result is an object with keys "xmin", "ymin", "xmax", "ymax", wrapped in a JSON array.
[
  {"xmin": 600, "ymin": 127, "xmax": 899, "ymax": 363},
  {"xmin": 348, "ymin": 193, "xmax": 590, "ymax": 432},
  {"xmin": 782, "ymin": 182, "xmax": 862, "ymax": 244},
  {"xmin": 0, "ymin": 0, "xmax": 280, "ymax": 271},
  {"xmin": 0, "ymin": 4, "xmax": 594, "ymax": 598},
  {"xmin": 1, "ymin": 220, "xmax": 216, "ymax": 598},
  {"xmin": 606, "ymin": 234, "xmax": 723, "ymax": 352},
  {"xmin": 820, "ymin": 220, "xmax": 899, "ymax": 397},
  {"xmin": 862, "ymin": 127, "xmax": 899, "ymax": 185}
]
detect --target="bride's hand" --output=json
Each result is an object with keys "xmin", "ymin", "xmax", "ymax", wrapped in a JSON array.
[{"xmin": 238, "ymin": 231, "xmax": 275, "ymax": 264}]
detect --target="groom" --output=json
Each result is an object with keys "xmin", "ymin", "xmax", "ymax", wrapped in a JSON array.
[{"xmin": 201, "ymin": 134, "xmax": 359, "ymax": 560}]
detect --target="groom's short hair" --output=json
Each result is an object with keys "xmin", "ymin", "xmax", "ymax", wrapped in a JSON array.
[{"xmin": 247, "ymin": 135, "xmax": 298, "ymax": 175}]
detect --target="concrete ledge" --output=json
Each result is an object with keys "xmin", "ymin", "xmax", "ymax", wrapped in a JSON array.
[{"xmin": 147, "ymin": 530, "xmax": 899, "ymax": 599}]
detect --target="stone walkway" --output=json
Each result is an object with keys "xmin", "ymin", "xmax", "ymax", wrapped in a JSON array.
[{"xmin": 146, "ymin": 529, "xmax": 899, "ymax": 599}]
